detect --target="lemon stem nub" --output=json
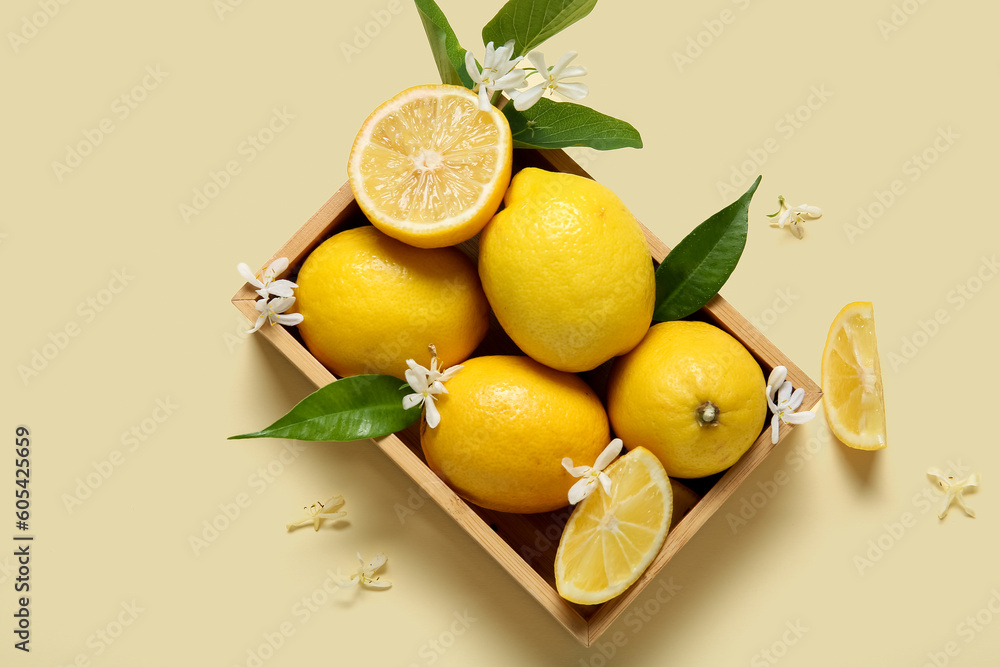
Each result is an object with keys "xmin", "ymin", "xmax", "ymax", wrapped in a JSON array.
[{"xmin": 696, "ymin": 401, "xmax": 720, "ymax": 427}]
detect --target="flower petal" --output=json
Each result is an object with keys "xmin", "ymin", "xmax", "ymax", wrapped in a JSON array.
[
  {"xmin": 495, "ymin": 69, "xmax": 526, "ymax": 92},
  {"xmin": 423, "ymin": 396, "xmax": 441, "ymax": 429},
  {"xmin": 269, "ymin": 296, "xmax": 296, "ymax": 314},
  {"xmin": 437, "ymin": 364, "xmax": 463, "ymax": 382},
  {"xmin": 267, "ymin": 279, "xmax": 297, "ymax": 298},
  {"xmin": 558, "ymin": 65, "xmax": 588, "ymax": 79},
  {"xmin": 366, "ymin": 552, "xmax": 388, "ymax": 572},
  {"xmin": 404, "ymin": 368, "xmax": 428, "ymax": 394},
  {"xmin": 527, "ymin": 51, "xmax": 548, "ymax": 76},
  {"xmin": 595, "ymin": 439, "xmax": 622, "ymax": 471},
  {"xmin": 246, "ymin": 313, "xmax": 267, "ymax": 334},
  {"xmin": 276, "ymin": 313, "xmax": 303, "ymax": 327},
  {"xmin": 776, "ymin": 381, "xmax": 793, "ymax": 406},
  {"xmin": 787, "ymin": 387, "xmax": 805, "ymax": 410},
  {"xmin": 766, "ymin": 366, "xmax": 787, "ymax": 399},
  {"xmin": 783, "ymin": 410, "xmax": 815, "ymax": 424},
  {"xmin": 562, "ymin": 458, "xmax": 590, "ymax": 477},
  {"xmin": 512, "ymin": 83, "xmax": 545, "ymax": 111},
  {"xmin": 554, "ymin": 81, "xmax": 589, "ymax": 101},
  {"xmin": 363, "ymin": 578, "xmax": 392, "ymax": 589},
  {"xmin": 237, "ymin": 262, "xmax": 264, "ymax": 288},
  {"xmin": 477, "ymin": 83, "xmax": 491, "ymax": 111},
  {"xmin": 402, "ymin": 393, "xmax": 424, "ymax": 410},
  {"xmin": 268, "ymin": 257, "xmax": 290, "ymax": 275},
  {"xmin": 770, "ymin": 414, "xmax": 780, "ymax": 444},
  {"xmin": 598, "ymin": 471, "xmax": 613, "ymax": 497},
  {"xmin": 465, "ymin": 51, "xmax": 482, "ymax": 84},
  {"xmin": 567, "ymin": 478, "xmax": 592, "ymax": 505},
  {"xmin": 549, "ymin": 51, "xmax": 578, "ymax": 78}
]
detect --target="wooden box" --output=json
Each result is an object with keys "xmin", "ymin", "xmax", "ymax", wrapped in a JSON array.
[{"xmin": 232, "ymin": 148, "xmax": 822, "ymax": 646}]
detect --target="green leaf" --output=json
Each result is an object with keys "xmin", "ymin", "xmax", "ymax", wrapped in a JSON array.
[
  {"xmin": 229, "ymin": 375, "xmax": 421, "ymax": 442},
  {"xmin": 482, "ymin": 0, "xmax": 598, "ymax": 56},
  {"xmin": 503, "ymin": 98, "xmax": 642, "ymax": 150},
  {"xmin": 653, "ymin": 176, "xmax": 762, "ymax": 322},
  {"xmin": 414, "ymin": 0, "xmax": 473, "ymax": 87}
]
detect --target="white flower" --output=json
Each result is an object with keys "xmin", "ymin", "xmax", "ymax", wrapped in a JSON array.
[
  {"xmin": 465, "ymin": 40, "xmax": 526, "ymax": 111},
  {"xmin": 247, "ymin": 295, "xmax": 303, "ymax": 334},
  {"xmin": 402, "ymin": 354, "xmax": 462, "ymax": 429},
  {"xmin": 562, "ymin": 439, "xmax": 623, "ymax": 505},
  {"xmin": 238, "ymin": 257, "xmax": 297, "ymax": 299},
  {"xmin": 337, "ymin": 552, "xmax": 391, "ymax": 590},
  {"xmin": 766, "ymin": 366, "xmax": 815, "ymax": 444},
  {"xmin": 286, "ymin": 494, "xmax": 347, "ymax": 531},
  {"xmin": 511, "ymin": 51, "xmax": 589, "ymax": 111},
  {"xmin": 927, "ymin": 468, "xmax": 980, "ymax": 519},
  {"xmin": 766, "ymin": 196, "xmax": 822, "ymax": 239}
]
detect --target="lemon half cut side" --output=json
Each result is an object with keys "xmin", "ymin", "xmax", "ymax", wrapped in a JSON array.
[
  {"xmin": 821, "ymin": 301, "xmax": 887, "ymax": 450},
  {"xmin": 347, "ymin": 84, "xmax": 512, "ymax": 249},
  {"xmin": 554, "ymin": 447, "xmax": 672, "ymax": 605}
]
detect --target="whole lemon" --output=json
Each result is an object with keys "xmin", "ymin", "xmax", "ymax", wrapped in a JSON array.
[
  {"xmin": 478, "ymin": 168, "xmax": 655, "ymax": 372},
  {"xmin": 294, "ymin": 225, "xmax": 489, "ymax": 379},
  {"xmin": 607, "ymin": 321, "xmax": 767, "ymax": 478},
  {"xmin": 420, "ymin": 355, "xmax": 610, "ymax": 514}
]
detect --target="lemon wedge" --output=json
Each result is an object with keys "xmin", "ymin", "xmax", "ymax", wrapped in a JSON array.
[
  {"xmin": 821, "ymin": 301, "xmax": 887, "ymax": 450},
  {"xmin": 554, "ymin": 447, "xmax": 671, "ymax": 605},
  {"xmin": 347, "ymin": 84, "xmax": 512, "ymax": 249}
]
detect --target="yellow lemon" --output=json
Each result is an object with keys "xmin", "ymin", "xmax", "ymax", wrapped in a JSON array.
[
  {"xmin": 478, "ymin": 168, "xmax": 655, "ymax": 372},
  {"xmin": 607, "ymin": 321, "xmax": 767, "ymax": 478},
  {"xmin": 294, "ymin": 225, "xmax": 489, "ymax": 379},
  {"xmin": 821, "ymin": 301, "xmax": 887, "ymax": 450},
  {"xmin": 554, "ymin": 447, "xmax": 672, "ymax": 605},
  {"xmin": 347, "ymin": 84, "xmax": 512, "ymax": 248},
  {"xmin": 420, "ymin": 355, "xmax": 610, "ymax": 514}
]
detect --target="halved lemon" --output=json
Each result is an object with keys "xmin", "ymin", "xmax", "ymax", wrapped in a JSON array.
[
  {"xmin": 554, "ymin": 447, "xmax": 671, "ymax": 605},
  {"xmin": 821, "ymin": 301, "xmax": 887, "ymax": 450},
  {"xmin": 347, "ymin": 84, "xmax": 512, "ymax": 249}
]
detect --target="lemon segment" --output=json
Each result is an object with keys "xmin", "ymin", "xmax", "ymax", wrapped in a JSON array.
[
  {"xmin": 347, "ymin": 85, "xmax": 512, "ymax": 248},
  {"xmin": 555, "ymin": 447, "xmax": 671, "ymax": 605},
  {"xmin": 821, "ymin": 301, "xmax": 887, "ymax": 450}
]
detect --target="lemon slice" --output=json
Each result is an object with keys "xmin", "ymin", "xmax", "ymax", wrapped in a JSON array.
[
  {"xmin": 555, "ymin": 447, "xmax": 671, "ymax": 605},
  {"xmin": 347, "ymin": 84, "xmax": 512, "ymax": 249},
  {"xmin": 821, "ymin": 301, "xmax": 887, "ymax": 450}
]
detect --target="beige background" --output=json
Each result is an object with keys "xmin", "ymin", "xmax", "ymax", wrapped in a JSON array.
[{"xmin": 4, "ymin": 0, "xmax": 999, "ymax": 664}]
